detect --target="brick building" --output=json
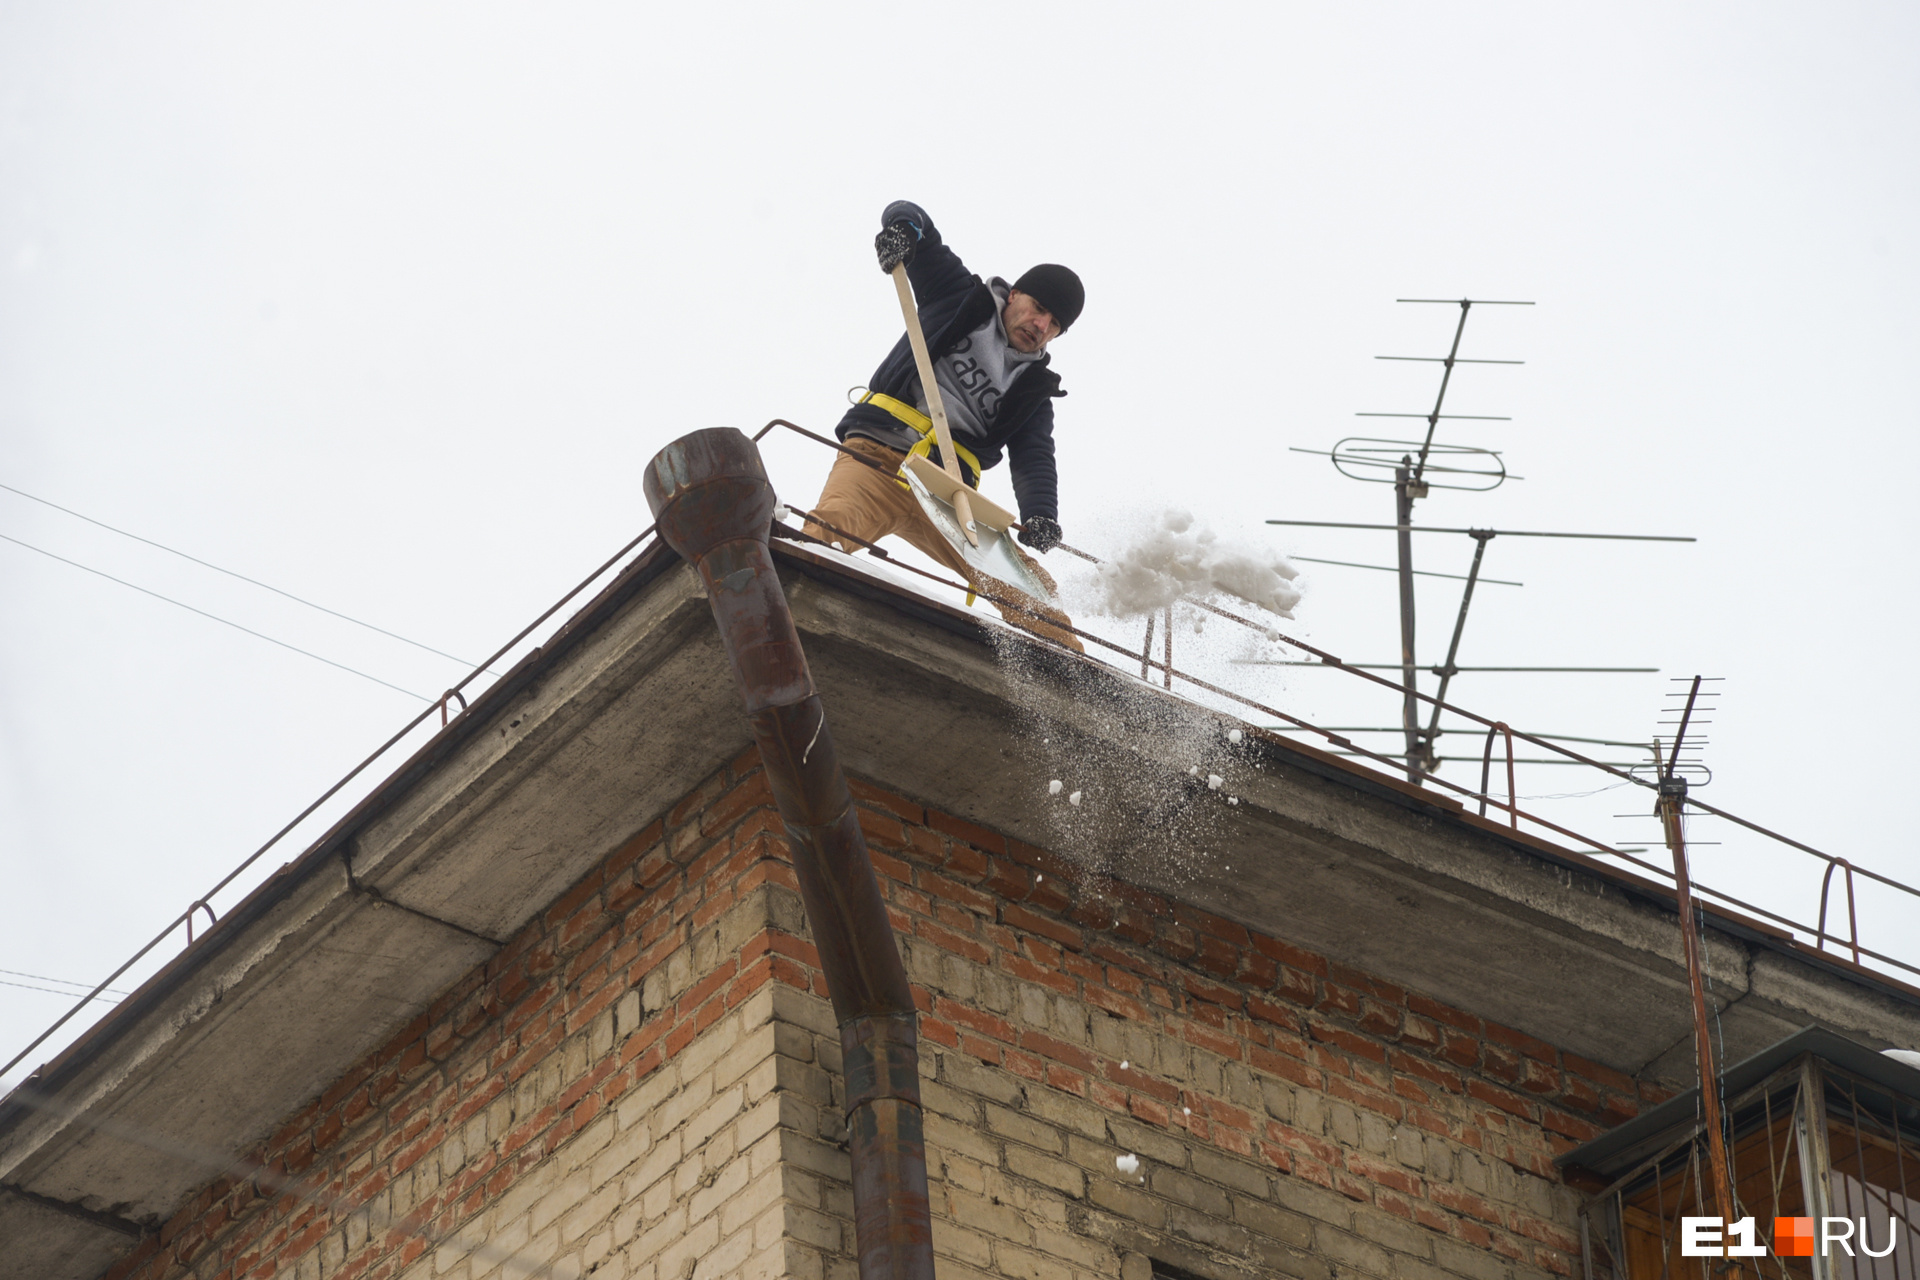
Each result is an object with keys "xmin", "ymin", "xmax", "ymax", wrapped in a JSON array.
[{"xmin": 3, "ymin": 440, "xmax": 1917, "ymax": 1280}]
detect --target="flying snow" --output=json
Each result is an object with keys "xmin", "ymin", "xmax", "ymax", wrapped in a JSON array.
[{"xmin": 1083, "ymin": 510, "xmax": 1301, "ymax": 620}]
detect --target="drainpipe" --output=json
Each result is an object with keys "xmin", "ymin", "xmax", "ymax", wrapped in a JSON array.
[{"xmin": 644, "ymin": 428, "xmax": 934, "ymax": 1280}]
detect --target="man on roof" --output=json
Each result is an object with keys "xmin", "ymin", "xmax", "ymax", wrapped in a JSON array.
[{"xmin": 802, "ymin": 199, "xmax": 1085, "ymax": 652}]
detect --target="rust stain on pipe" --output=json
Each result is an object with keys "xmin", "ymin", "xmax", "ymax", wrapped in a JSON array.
[{"xmin": 644, "ymin": 427, "xmax": 933, "ymax": 1280}]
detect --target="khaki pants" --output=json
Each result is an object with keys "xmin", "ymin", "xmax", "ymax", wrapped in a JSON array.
[{"xmin": 802, "ymin": 437, "xmax": 1084, "ymax": 653}]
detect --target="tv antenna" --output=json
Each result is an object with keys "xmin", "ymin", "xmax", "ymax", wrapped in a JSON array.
[{"xmin": 1266, "ymin": 299, "xmax": 1695, "ymax": 785}]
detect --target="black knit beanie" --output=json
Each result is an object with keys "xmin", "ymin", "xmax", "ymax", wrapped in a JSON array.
[{"xmin": 1012, "ymin": 263, "xmax": 1084, "ymax": 332}]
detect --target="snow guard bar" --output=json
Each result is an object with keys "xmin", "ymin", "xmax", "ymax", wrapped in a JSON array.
[{"xmin": 644, "ymin": 427, "xmax": 934, "ymax": 1280}]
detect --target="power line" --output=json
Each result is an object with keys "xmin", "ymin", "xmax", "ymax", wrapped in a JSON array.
[
  {"xmin": 0, "ymin": 978, "xmax": 119, "ymax": 1004},
  {"xmin": 0, "ymin": 967, "xmax": 130, "ymax": 996},
  {"xmin": 0, "ymin": 481, "xmax": 484, "ymax": 670},
  {"xmin": 0, "ymin": 497, "xmax": 666, "ymax": 1086},
  {"xmin": 0, "ymin": 531, "xmax": 431, "ymax": 702}
]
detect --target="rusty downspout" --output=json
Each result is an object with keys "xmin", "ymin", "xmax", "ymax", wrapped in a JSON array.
[{"xmin": 644, "ymin": 428, "xmax": 934, "ymax": 1280}]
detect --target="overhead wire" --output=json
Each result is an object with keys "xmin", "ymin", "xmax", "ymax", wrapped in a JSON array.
[
  {"xmin": 0, "ymin": 531, "xmax": 431, "ymax": 702},
  {"xmin": 1515, "ymin": 779, "xmax": 1636, "ymax": 801},
  {"xmin": 0, "ymin": 509, "xmax": 663, "ymax": 1084},
  {"xmin": 0, "ymin": 480, "xmax": 487, "ymax": 671},
  {"xmin": 0, "ymin": 978, "xmax": 120, "ymax": 1004},
  {"xmin": 0, "ymin": 967, "xmax": 129, "ymax": 996}
]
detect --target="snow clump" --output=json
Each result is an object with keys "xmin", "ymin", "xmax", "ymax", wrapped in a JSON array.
[
  {"xmin": 1085, "ymin": 510, "xmax": 1302, "ymax": 620},
  {"xmin": 1048, "ymin": 779, "xmax": 1064, "ymax": 796}
]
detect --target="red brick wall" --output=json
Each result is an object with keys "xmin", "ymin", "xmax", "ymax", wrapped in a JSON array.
[
  {"xmin": 105, "ymin": 751, "xmax": 1660, "ymax": 1280},
  {"xmin": 839, "ymin": 780, "xmax": 1665, "ymax": 1278},
  {"xmin": 104, "ymin": 749, "xmax": 795, "ymax": 1280}
]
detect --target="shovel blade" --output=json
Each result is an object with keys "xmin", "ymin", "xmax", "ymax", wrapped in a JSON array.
[{"xmin": 902, "ymin": 467, "xmax": 1055, "ymax": 606}]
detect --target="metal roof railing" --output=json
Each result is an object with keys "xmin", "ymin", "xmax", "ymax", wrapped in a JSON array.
[{"xmin": 6, "ymin": 417, "xmax": 1916, "ymax": 1092}]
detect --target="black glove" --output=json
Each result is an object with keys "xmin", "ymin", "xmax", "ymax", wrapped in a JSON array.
[
  {"xmin": 875, "ymin": 220, "xmax": 918, "ymax": 274},
  {"xmin": 1018, "ymin": 516, "xmax": 1062, "ymax": 553}
]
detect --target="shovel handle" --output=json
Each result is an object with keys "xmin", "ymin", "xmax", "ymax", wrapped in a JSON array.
[
  {"xmin": 890, "ymin": 264, "xmax": 978, "ymax": 547},
  {"xmin": 950, "ymin": 488, "xmax": 976, "ymax": 542}
]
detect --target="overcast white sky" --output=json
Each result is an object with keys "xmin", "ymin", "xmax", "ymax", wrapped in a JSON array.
[{"xmin": 4, "ymin": 2, "xmax": 1917, "ymax": 1083}]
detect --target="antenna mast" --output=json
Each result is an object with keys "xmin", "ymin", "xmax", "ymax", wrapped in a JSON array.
[{"xmin": 1653, "ymin": 676, "xmax": 1736, "ymax": 1227}]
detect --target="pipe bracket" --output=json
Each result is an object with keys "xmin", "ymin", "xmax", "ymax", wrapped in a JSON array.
[{"xmin": 843, "ymin": 1014, "xmax": 923, "ymax": 1112}]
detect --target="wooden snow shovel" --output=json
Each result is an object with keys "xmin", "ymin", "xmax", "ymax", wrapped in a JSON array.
[{"xmin": 887, "ymin": 264, "xmax": 1055, "ymax": 605}]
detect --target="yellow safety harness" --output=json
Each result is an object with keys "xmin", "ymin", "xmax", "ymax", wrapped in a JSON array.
[
  {"xmin": 859, "ymin": 392, "xmax": 983, "ymax": 491},
  {"xmin": 859, "ymin": 391, "xmax": 991, "ymax": 606}
]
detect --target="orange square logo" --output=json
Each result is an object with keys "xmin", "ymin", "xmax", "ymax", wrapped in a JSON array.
[{"xmin": 1775, "ymin": 1218, "xmax": 1816, "ymax": 1257}]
